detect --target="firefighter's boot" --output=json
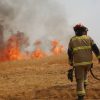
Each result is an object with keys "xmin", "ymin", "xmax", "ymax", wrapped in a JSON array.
[{"xmin": 78, "ymin": 96, "xmax": 84, "ymax": 100}]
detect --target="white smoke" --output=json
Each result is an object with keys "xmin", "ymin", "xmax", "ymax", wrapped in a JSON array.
[{"xmin": 0, "ymin": 0, "xmax": 71, "ymax": 50}]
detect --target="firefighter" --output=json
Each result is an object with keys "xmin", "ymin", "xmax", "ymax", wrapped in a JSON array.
[{"xmin": 67, "ymin": 24, "xmax": 100, "ymax": 100}]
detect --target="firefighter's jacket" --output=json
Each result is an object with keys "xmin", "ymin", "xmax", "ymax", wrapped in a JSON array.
[{"xmin": 68, "ymin": 35, "xmax": 100, "ymax": 66}]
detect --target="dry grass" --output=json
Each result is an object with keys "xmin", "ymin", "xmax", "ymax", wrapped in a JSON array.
[{"xmin": 0, "ymin": 53, "xmax": 100, "ymax": 100}]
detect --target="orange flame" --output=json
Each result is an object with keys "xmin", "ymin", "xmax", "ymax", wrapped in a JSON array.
[
  {"xmin": 4, "ymin": 33, "xmax": 23, "ymax": 61},
  {"xmin": 51, "ymin": 40, "xmax": 65, "ymax": 55},
  {"xmin": 0, "ymin": 33, "xmax": 66, "ymax": 62},
  {"xmin": 5, "ymin": 46, "xmax": 22, "ymax": 61},
  {"xmin": 32, "ymin": 48, "xmax": 46, "ymax": 59}
]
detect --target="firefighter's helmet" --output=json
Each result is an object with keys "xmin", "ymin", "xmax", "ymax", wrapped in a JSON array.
[{"xmin": 73, "ymin": 24, "xmax": 88, "ymax": 36}]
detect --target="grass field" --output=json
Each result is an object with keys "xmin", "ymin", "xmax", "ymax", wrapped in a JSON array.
[{"xmin": 0, "ymin": 53, "xmax": 100, "ymax": 100}]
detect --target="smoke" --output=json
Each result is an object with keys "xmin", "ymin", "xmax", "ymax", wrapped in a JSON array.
[{"xmin": 0, "ymin": 0, "xmax": 71, "ymax": 50}]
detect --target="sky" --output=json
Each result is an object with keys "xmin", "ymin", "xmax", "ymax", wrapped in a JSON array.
[
  {"xmin": 65, "ymin": 0, "xmax": 100, "ymax": 46},
  {"xmin": 0, "ymin": 0, "xmax": 100, "ymax": 50}
]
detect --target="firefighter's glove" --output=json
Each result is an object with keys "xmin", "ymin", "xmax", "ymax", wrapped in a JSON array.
[{"xmin": 67, "ymin": 69, "xmax": 73, "ymax": 82}]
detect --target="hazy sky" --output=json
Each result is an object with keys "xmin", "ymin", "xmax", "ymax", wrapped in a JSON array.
[
  {"xmin": 0, "ymin": 0, "xmax": 100, "ymax": 49},
  {"xmin": 64, "ymin": 0, "xmax": 100, "ymax": 46}
]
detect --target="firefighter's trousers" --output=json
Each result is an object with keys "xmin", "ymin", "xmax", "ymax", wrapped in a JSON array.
[{"xmin": 75, "ymin": 65, "xmax": 91, "ymax": 96}]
